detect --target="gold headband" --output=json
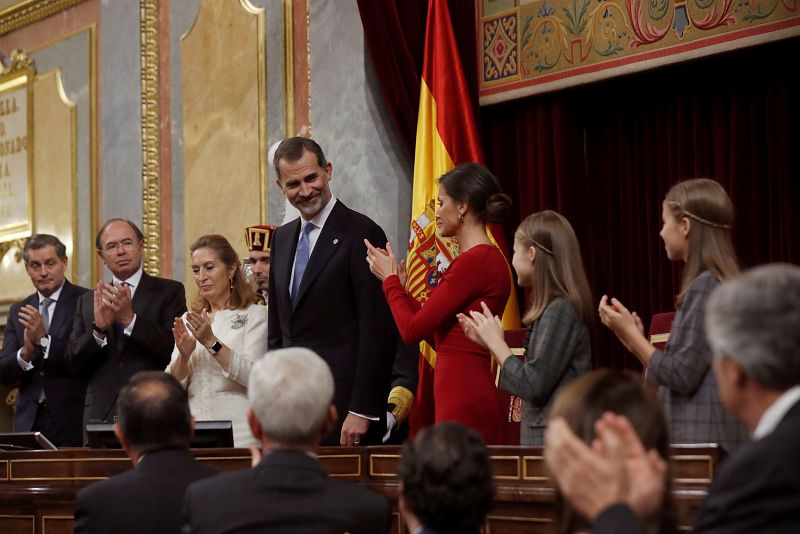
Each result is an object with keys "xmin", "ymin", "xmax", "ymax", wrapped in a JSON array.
[
  {"xmin": 682, "ymin": 209, "xmax": 731, "ymax": 230},
  {"xmin": 532, "ymin": 239, "xmax": 554, "ymax": 255}
]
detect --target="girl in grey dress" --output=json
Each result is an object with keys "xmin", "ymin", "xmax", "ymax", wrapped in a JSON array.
[
  {"xmin": 459, "ymin": 210, "xmax": 593, "ymax": 445},
  {"xmin": 598, "ymin": 178, "xmax": 748, "ymax": 453}
]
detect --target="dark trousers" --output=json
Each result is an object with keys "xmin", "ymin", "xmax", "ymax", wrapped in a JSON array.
[{"xmin": 32, "ymin": 401, "xmax": 67, "ymax": 447}]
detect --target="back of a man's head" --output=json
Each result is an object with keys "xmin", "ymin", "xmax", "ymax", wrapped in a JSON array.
[
  {"xmin": 706, "ymin": 263, "xmax": 800, "ymax": 391},
  {"xmin": 398, "ymin": 422, "xmax": 494, "ymax": 534},
  {"xmin": 248, "ymin": 348, "xmax": 334, "ymax": 446},
  {"xmin": 118, "ymin": 371, "xmax": 192, "ymax": 454}
]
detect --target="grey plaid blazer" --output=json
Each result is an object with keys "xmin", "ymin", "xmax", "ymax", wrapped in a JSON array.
[
  {"xmin": 499, "ymin": 297, "xmax": 591, "ymax": 445},
  {"xmin": 647, "ymin": 271, "xmax": 748, "ymax": 454}
]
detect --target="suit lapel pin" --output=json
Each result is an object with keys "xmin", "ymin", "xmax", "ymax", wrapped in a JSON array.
[{"xmin": 333, "ymin": 238, "xmax": 339, "ymax": 245}]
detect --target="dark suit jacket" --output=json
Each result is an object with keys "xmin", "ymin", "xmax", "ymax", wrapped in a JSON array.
[
  {"xmin": 593, "ymin": 397, "xmax": 800, "ymax": 533},
  {"xmin": 183, "ymin": 449, "xmax": 391, "ymax": 534},
  {"xmin": 267, "ymin": 200, "xmax": 398, "ymax": 444},
  {"xmin": 75, "ymin": 448, "xmax": 217, "ymax": 534},
  {"xmin": 66, "ymin": 272, "xmax": 186, "ymax": 426},
  {"xmin": 0, "ymin": 280, "xmax": 89, "ymax": 446}
]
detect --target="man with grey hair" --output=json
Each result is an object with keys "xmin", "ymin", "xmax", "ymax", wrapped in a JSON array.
[
  {"xmin": 545, "ymin": 263, "xmax": 800, "ymax": 533},
  {"xmin": 0, "ymin": 234, "xmax": 89, "ymax": 446},
  {"xmin": 182, "ymin": 347, "xmax": 390, "ymax": 533}
]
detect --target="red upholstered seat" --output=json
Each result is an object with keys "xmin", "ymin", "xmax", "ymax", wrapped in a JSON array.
[{"xmin": 649, "ymin": 312, "xmax": 676, "ymax": 351}]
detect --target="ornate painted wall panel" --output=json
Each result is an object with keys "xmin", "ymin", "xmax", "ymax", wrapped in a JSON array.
[{"xmin": 478, "ymin": 0, "xmax": 800, "ymax": 104}]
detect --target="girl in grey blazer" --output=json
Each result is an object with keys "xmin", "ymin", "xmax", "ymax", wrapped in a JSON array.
[
  {"xmin": 598, "ymin": 179, "xmax": 748, "ymax": 453},
  {"xmin": 459, "ymin": 210, "xmax": 593, "ymax": 445}
]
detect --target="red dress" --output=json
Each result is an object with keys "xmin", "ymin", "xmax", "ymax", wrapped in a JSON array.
[{"xmin": 382, "ymin": 244, "xmax": 511, "ymax": 444}]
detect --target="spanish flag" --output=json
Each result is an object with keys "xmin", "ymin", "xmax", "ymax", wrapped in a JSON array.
[{"xmin": 405, "ymin": 0, "xmax": 520, "ymax": 437}]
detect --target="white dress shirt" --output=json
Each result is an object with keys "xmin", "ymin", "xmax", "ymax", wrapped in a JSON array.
[
  {"xmin": 16, "ymin": 283, "xmax": 65, "ymax": 371},
  {"xmin": 752, "ymin": 385, "xmax": 800, "ymax": 440}
]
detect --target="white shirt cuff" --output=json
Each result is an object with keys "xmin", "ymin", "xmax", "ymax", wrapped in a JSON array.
[
  {"xmin": 16, "ymin": 348, "xmax": 34, "ymax": 371},
  {"xmin": 124, "ymin": 314, "xmax": 137, "ymax": 336},
  {"xmin": 348, "ymin": 410, "xmax": 379, "ymax": 422}
]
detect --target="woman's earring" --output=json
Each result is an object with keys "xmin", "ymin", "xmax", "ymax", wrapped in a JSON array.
[
  {"xmin": 229, "ymin": 278, "xmax": 234, "ymax": 291},
  {"xmin": 458, "ymin": 212, "xmax": 465, "ymax": 224}
]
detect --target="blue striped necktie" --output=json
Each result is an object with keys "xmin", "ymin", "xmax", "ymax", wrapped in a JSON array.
[{"xmin": 291, "ymin": 222, "xmax": 315, "ymax": 304}]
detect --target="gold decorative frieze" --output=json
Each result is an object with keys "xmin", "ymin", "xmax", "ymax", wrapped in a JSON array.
[
  {"xmin": 0, "ymin": 0, "xmax": 90, "ymax": 36},
  {"xmin": 139, "ymin": 0, "xmax": 161, "ymax": 275}
]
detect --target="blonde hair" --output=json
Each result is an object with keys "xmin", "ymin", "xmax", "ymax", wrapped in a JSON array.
[
  {"xmin": 515, "ymin": 211, "xmax": 593, "ymax": 325},
  {"xmin": 189, "ymin": 234, "xmax": 257, "ymax": 312},
  {"xmin": 664, "ymin": 179, "xmax": 739, "ymax": 307}
]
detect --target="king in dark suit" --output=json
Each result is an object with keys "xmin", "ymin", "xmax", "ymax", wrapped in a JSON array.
[
  {"xmin": 0, "ymin": 235, "xmax": 89, "ymax": 446},
  {"xmin": 183, "ymin": 347, "xmax": 390, "ymax": 534},
  {"xmin": 267, "ymin": 137, "xmax": 398, "ymax": 446},
  {"xmin": 66, "ymin": 219, "xmax": 186, "ymax": 430}
]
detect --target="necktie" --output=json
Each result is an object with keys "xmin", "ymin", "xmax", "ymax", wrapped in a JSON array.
[
  {"xmin": 113, "ymin": 282, "xmax": 131, "ymax": 352},
  {"xmin": 291, "ymin": 223, "xmax": 315, "ymax": 304},
  {"xmin": 41, "ymin": 297, "xmax": 53, "ymax": 334}
]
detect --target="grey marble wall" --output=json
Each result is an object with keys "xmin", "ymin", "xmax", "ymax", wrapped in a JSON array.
[
  {"xmin": 309, "ymin": 0, "xmax": 412, "ymax": 254},
  {"xmin": 100, "ymin": 0, "xmax": 142, "ymax": 225}
]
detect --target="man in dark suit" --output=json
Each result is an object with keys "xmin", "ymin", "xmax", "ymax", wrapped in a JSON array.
[
  {"xmin": 267, "ymin": 137, "xmax": 397, "ymax": 446},
  {"xmin": 545, "ymin": 263, "xmax": 800, "ymax": 533},
  {"xmin": 67, "ymin": 219, "xmax": 186, "ymax": 430},
  {"xmin": 183, "ymin": 347, "xmax": 391, "ymax": 533},
  {"xmin": 398, "ymin": 422, "xmax": 494, "ymax": 534},
  {"xmin": 0, "ymin": 234, "xmax": 89, "ymax": 446},
  {"xmin": 75, "ymin": 371, "xmax": 217, "ymax": 533}
]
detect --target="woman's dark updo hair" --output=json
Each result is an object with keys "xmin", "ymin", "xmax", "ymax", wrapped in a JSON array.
[{"xmin": 438, "ymin": 163, "xmax": 511, "ymax": 224}]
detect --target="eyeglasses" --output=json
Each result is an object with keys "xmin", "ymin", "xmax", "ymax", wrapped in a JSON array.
[{"xmin": 102, "ymin": 239, "xmax": 139, "ymax": 254}]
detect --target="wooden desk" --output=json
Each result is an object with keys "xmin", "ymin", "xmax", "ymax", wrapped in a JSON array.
[{"xmin": 0, "ymin": 444, "xmax": 719, "ymax": 534}]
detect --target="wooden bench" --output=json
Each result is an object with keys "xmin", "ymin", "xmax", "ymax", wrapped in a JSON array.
[{"xmin": 0, "ymin": 444, "xmax": 720, "ymax": 533}]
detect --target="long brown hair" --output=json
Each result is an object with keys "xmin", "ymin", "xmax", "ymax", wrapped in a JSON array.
[
  {"xmin": 549, "ymin": 370, "xmax": 673, "ymax": 533},
  {"xmin": 189, "ymin": 234, "xmax": 257, "ymax": 312},
  {"xmin": 515, "ymin": 210, "xmax": 593, "ymax": 325},
  {"xmin": 664, "ymin": 179, "xmax": 739, "ymax": 307}
]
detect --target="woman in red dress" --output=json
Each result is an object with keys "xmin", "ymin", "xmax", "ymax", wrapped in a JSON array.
[{"xmin": 365, "ymin": 163, "xmax": 512, "ymax": 444}]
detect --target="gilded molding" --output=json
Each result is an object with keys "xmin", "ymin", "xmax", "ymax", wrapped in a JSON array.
[
  {"xmin": 282, "ymin": 0, "xmax": 294, "ymax": 138},
  {"xmin": 0, "ymin": 239, "xmax": 24, "ymax": 263},
  {"xmin": 305, "ymin": 0, "xmax": 311, "ymax": 135},
  {"xmin": 0, "ymin": 0, "xmax": 89, "ymax": 35},
  {"xmin": 139, "ymin": 0, "xmax": 160, "ymax": 275}
]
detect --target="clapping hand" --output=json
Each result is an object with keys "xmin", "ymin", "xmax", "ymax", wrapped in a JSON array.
[
  {"xmin": 364, "ymin": 240, "xmax": 399, "ymax": 282},
  {"xmin": 458, "ymin": 301, "xmax": 505, "ymax": 352},
  {"xmin": 598, "ymin": 295, "xmax": 644, "ymax": 353},
  {"xmin": 172, "ymin": 316, "xmax": 197, "ymax": 358},
  {"xmin": 99, "ymin": 281, "xmax": 135, "ymax": 326},
  {"xmin": 184, "ymin": 310, "xmax": 215, "ymax": 347}
]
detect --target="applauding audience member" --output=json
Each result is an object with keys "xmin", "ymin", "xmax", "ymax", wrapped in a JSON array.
[
  {"xmin": 166, "ymin": 234, "xmax": 266, "ymax": 448},
  {"xmin": 547, "ymin": 370, "xmax": 674, "ymax": 533},
  {"xmin": 459, "ymin": 210, "xmax": 592, "ymax": 445},
  {"xmin": 398, "ymin": 422, "xmax": 494, "ymax": 534},
  {"xmin": 547, "ymin": 264, "xmax": 800, "ymax": 533},
  {"xmin": 74, "ymin": 372, "xmax": 217, "ymax": 534},
  {"xmin": 182, "ymin": 347, "xmax": 390, "ymax": 534},
  {"xmin": 67, "ymin": 219, "xmax": 187, "ymax": 430},
  {"xmin": 598, "ymin": 179, "xmax": 747, "ymax": 453}
]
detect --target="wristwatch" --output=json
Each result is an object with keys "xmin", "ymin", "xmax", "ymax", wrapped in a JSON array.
[
  {"xmin": 38, "ymin": 336, "xmax": 50, "ymax": 349},
  {"xmin": 92, "ymin": 322, "xmax": 108, "ymax": 336},
  {"xmin": 208, "ymin": 339, "xmax": 223, "ymax": 354}
]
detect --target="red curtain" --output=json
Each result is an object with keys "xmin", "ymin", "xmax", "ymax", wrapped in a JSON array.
[{"xmin": 358, "ymin": 3, "xmax": 800, "ymax": 370}]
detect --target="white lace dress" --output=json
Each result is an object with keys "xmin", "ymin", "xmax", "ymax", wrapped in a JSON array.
[{"xmin": 166, "ymin": 303, "xmax": 268, "ymax": 447}]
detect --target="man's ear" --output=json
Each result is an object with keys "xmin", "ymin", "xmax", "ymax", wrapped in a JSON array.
[
  {"xmin": 324, "ymin": 161, "xmax": 333, "ymax": 179},
  {"xmin": 189, "ymin": 415, "xmax": 196, "ymax": 443},
  {"xmin": 114, "ymin": 423, "xmax": 136, "ymax": 463},
  {"xmin": 247, "ymin": 408, "xmax": 263, "ymax": 442}
]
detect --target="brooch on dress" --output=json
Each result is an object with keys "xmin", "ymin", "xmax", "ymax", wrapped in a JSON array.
[{"xmin": 231, "ymin": 313, "xmax": 248, "ymax": 330}]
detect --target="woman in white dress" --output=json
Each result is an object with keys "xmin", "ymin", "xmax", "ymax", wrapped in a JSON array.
[{"xmin": 166, "ymin": 234, "xmax": 267, "ymax": 447}]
